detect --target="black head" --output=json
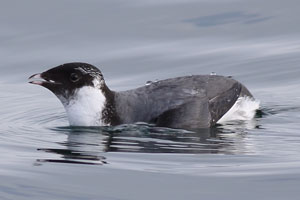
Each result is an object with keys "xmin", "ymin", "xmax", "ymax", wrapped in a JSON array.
[{"xmin": 29, "ymin": 62, "xmax": 105, "ymax": 99}]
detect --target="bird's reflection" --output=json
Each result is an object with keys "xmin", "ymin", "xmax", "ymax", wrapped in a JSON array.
[{"xmin": 36, "ymin": 119, "xmax": 260, "ymax": 165}]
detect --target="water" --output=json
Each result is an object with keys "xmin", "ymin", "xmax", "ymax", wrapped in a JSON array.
[{"xmin": 1, "ymin": 0, "xmax": 300, "ymax": 199}]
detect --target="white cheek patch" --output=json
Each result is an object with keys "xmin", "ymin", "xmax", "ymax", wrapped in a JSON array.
[
  {"xmin": 59, "ymin": 86, "xmax": 107, "ymax": 126},
  {"xmin": 92, "ymin": 78, "xmax": 103, "ymax": 88}
]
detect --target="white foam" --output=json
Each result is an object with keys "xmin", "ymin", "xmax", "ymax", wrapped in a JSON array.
[{"xmin": 217, "ymin": 96, "xmax": 260, "ymax": 124}]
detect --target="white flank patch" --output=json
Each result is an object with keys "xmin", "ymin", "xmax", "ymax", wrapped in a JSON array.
[
  {"xmin": 217, "ymin": 96, "xmax": 260, "ymax": 124},
  {"xmin": 61, "ymin": 86, "xmax": 106, "ymax": 126}
]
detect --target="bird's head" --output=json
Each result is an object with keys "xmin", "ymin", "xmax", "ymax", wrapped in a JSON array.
[
  {"xmin": 29, "ymin": 62, "xmax": 106, "ymax": 103},
  {"xmin": 29, "ymin": 62, "xmax": 112, "ymax": 126}
]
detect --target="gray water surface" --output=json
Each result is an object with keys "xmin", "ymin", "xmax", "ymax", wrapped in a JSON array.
[{"xmin": 1, "ymin": 0, "xmax": 300, "ymax": 199}]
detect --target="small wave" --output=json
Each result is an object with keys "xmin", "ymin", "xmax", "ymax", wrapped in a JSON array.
[{"xmin": 260, "ymin": 105, "xmax": 300, "ymax": 116}]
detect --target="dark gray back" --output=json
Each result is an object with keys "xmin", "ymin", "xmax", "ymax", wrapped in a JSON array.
[{"xmin": 114, "ymin": 75, "xmax": 245, "ymax": 128}]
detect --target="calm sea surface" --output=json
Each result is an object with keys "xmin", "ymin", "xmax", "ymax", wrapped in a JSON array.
[{"xmin": 1, "ymin": 0, "xmax": 300, "ymax": 199}]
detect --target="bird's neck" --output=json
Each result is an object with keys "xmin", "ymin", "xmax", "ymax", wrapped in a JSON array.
[{"xmin": 61, "ymin": 86, "xmax": 107, "ymax": 126}]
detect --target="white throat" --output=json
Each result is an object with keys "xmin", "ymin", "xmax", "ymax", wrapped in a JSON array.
[{"xmin": 59, "ymin": 86, "xmax": 106, "ymax": 126}]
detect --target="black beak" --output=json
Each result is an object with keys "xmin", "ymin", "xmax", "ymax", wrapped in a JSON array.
[
  {"xmin": 28, "ymin": 73, "xmax": 44, "ymax": 85},
  {"xmin": 28, "ymin": 73, "xmax": 60, "ymax": 86}
]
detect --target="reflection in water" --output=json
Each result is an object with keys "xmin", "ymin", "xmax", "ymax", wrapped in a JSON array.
[
  {"xmin": 37, "ymin": 119, "xmax": 260, "ymax": 165},
  {"xmin": 38, "ymin": 127, "xmax": 109, "ymax": 165}
]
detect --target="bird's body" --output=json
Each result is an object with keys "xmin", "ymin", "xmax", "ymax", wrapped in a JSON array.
[
  {"xmin": 29, "ymin": 63, "xmax": 258, "ymax": 130},
  {"xmin": 114, "ymin": 75, "xmax": 252, "ymax": 129}
]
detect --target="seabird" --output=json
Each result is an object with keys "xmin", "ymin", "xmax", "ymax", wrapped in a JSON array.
[{"xmin": 29, "ymin": 62, "xmax": 257, "ymax": 130}]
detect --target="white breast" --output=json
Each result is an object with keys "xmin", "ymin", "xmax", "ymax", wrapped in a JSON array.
[{"xmin": 62, "ymin": 86, "xmax": 106, "ymax": 126}]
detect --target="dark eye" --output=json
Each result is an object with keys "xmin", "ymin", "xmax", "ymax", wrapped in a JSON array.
[{"xmin": 70, "ymin": 73, "xmax": 80, "ymax": 82}]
